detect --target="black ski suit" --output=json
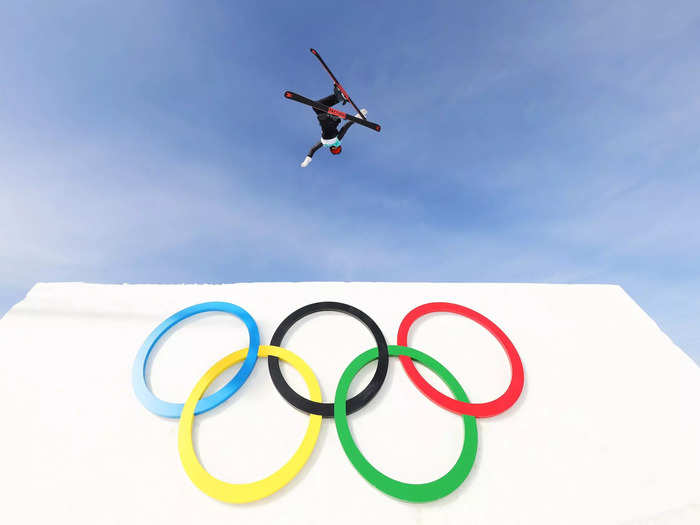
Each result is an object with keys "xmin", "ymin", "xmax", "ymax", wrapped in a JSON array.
[{"xmin": 307, "ymin": 92, "xmax": 355, "ymax": 158}]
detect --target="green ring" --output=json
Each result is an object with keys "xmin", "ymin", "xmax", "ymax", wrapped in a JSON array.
[{"xmin": 334, "ymin": 345, "xmax": 478, "ymax": 502}]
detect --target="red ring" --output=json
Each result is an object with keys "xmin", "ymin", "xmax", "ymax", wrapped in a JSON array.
[{"xmin": 397, "ymin": 302, "xmax": 524, "ymax": 418}]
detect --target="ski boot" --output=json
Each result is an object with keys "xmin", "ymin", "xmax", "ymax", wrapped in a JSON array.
[{"xmin": 334, "ymin": 84, "xmax": 348, "ymax": 105}]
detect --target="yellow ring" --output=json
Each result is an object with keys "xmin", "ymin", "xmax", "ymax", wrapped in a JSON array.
[{"xmin": 177, "ymin": 345, "xmax": 323, "ymax": 503}]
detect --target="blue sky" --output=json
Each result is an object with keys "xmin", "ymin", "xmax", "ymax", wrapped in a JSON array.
[{"xmin": 1, "ymin": 1, "xmax": 698, "ymax": 363}]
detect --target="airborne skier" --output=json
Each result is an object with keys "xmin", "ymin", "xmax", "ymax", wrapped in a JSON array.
[
  {"xmin": 284, "ymin": 48, "xmax": 381, "ymax": 168},
  {"xmin": 299, "ymin": 86, "xmax": 368, "ymax": 168}
]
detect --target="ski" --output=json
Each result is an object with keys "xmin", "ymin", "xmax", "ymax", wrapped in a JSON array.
[
  {"xmin": 284, "ymin": 91, "xmax": 381, "ymax": 132},
  {"xmin": 310, "ymin": 48, "xmax": 368, "ymax": 121}
]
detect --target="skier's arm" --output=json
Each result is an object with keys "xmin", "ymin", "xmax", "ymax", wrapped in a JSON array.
[
  {"xmin": 308, "ymin": 141, "xmax": 323, "ymax": 157},
  {"xmin": 338, "ymin": 110, "xmax": 366, "ymax": 139},
  {"xmin": 337, "ymin": 121, "xmax": 354, "ymax": 140},
  {"xmin": 301, "ymin": 141, "xmax": 323, "ymax": 167}
]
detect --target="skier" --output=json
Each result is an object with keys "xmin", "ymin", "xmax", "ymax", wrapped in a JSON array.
[
  {"xmin": 300, "ymin": 85, "xmax": 368, "ymax": 168},
  {"xmin": 285, "ymin": 48, "xmax": 379, "ymax": 167}
]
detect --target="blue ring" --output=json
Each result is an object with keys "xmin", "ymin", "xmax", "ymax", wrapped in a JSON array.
[{"xmin": 132, "ymin": 301, "xmax": 260, "ymax": 418}]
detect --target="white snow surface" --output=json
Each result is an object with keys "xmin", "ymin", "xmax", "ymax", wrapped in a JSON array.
[{"xmin": 0, "ymin": 282, "xmax": 698, "ymax": 524}]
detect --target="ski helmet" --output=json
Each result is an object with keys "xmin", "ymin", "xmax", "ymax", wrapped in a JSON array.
[{"xmin": 330, "ymin": 144, "xmax": 342, "ymax": 155}]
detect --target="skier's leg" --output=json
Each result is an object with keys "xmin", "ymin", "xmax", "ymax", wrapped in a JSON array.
[
  {"xmin": 312, "ymin": 94, "xmax": 339, "ymax": 116},
  {"xmin": 320, "ymin": 93, "xmax": 340, "ymax": 106}
]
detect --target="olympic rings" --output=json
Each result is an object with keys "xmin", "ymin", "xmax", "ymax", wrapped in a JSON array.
[
  {"xmin": 132, "ymin": 301, "xmax": 260, "ymax": 418},
  {"xmin": 133, "ymin": 299, "xmax": 524, "ymax": 503},
  {"xmin": 178, "ymin": 345, "xmax": 322, "ymax": 503},
  {"xmin": 397, "ymin": 302, "xmax": 524, "ymax": 417},
  {"xmin": 268, "ymin": 302, "xmax": 389, "ymax": 417},
  {"xmin": 334, "ymin": 345, "xmax": 478, "ymax": 502}
]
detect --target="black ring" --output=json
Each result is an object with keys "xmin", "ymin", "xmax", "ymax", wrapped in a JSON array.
[{"xmin": 268, "ymin": 301, "xmax": 389, "ymax": 418}]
